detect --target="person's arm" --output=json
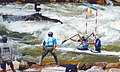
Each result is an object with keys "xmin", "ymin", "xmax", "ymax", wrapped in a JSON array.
[
  {"xmin": 42, "ymin": 41, "xmax": 45, "ymax": 53},
  {"xmin": 41, "ymin": 46, "xmax": 44, "ymax": 54},
  {"xmin": 70, "ymin": 34, "xmax": 82, "ymax": 42},
  {"xmin": 77, "ymin": 34, "xmax": 82, "ymax": 40},
  {"xmin": 85, "ymin": 39, "xmax": 95, "ymax": 46},
  {"xmin": 87, "ymin": 42, "xmax": 96, "ymax": 45},
  {"xmin": 52, "ymin": 44, "xmax": 57, "ymax": 53},
  {"xmin": 53, "ymin": 44, "xmax": 57, "ymax": 49},
  {"xmin": 70, "ymin": 38, "xmax": 79, "ymax": 42},
  {"xmin": 52, "ymin": 39, "xmax": 57, "ymax": 53}
]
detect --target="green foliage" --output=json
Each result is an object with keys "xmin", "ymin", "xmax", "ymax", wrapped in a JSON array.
[{"xmin": 102, "ymin": 44, "xmax": 120, "ymax": 52}]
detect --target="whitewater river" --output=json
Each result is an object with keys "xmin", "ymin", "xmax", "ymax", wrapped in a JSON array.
[{"xmin": 0, "ymin": 3, "xmax": 120, "ymax": 64}]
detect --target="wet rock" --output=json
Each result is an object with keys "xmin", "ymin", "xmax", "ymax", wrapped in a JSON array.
[
  {"xmin": 23, "ymin": 68, "xmax": 40, "ymax": 72},
  {"xmin": 30, "ymin": 64, "xmax": 43, "ymax": 71},
  {"xmin": 27, "ymin": 62, "xmax": 37, "ymax": 67},
  {"xmin": 22, "ymin": 62, "xmax": 42, "ymax": 72},
  {"xmin": 105, "ymin": 68, "xmax": 120, "ymax": 72},
  {"xmin": 77, "ymin": 62, "xmax": 93, "ymax": 70},
  {"xmin": 2, "ymin": 13, "xmax": 63, "ymax": 24},
  {"xmin": 13, "ymin": 60, "xmax": 20, "ymax": 70},
  {"xmin": 82, "ymin": 63, "xmax": 93, "ymax": 70},
  {"xmin": 105, "ymin": 62, "xmax": 120, "ymax": 72},
  {"xmin": 19, "ymin": 61, "xmax": 29, "ymax": 70},
  {"xmin": 42, "ymin": 66, "xmax": 66, "ymax": 72},
  {"xmin": 106, "ymin": 62, "xmax": 120, "ymax": 69},
  {"xmin": 94, "ymin": 62, "xmax": 108, "ymax": 69},
  {"xmin": 86, "ymin": 66, "xmax": 104, "ymax": 72},
  {"xmin": 77, "ymin": 62, "xmax": 85, "ymax": 70}
]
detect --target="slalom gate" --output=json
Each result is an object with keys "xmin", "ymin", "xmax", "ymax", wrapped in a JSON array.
[{"xmin": 82, "ymin": 2, "xmax": 98, "ymax": 39}]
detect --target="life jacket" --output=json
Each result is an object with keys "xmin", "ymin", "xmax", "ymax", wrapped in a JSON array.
[
  {"xmin": 43, "ymin": 37, "xmax": 57, "ymax": 47},
  {"xmin": 0, "ymin": 43, "xmax": 13, "ymax": 61},
  {"xmin": 79, "ymin": 39, "xmax": 88, "ymax": 49},
  {"xmin": 95, "ymin": 38, "xmax": 101, "ymax": 52},
  {"xmin": 65, "ymin": 64, "xmax": 78, "ymax": 72}
]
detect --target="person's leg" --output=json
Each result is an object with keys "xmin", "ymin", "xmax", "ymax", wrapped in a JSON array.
[
  {"xmin": 95, "ymin": 45, "xmax": 101, "ymax": 52},
  {"xmin": 50, "ymin": 49, "xmax": 58, "ymax": 65},
  {"xmin": 40, "ymin": 48, "xmax": 49, "ymax": 65},
  {"xmin": 95, "ymin": 47, "xmax": 101, "ymax": 52},
  {"xmin": 1, "ymin": 61, "xmax": 7, "ymax": 72},
  {"xmin": 9, "ymin": 62, "xmax": 16, "ymax": 72}
]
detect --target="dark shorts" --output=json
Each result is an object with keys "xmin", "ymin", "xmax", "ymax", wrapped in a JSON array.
[
  {"xmin": 43, "ymin": 47, "xmax": 54, "ymax": 55},
  {"xmin": 1, "ymin": 61, "xmax": 12, "ymax": 69}
]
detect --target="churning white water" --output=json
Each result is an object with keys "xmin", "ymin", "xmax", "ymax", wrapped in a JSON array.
[{"xmin": 0, "ymin": 3, "xmax": 120, "ymax": 55}]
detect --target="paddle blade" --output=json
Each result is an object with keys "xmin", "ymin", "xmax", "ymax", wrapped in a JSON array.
[
  {"xmin": 61, "ymin": 40, "xmax": 67, "ymax": 44},
  {"xmin": 61, "ymin": 34, "xmax": 78, "ymax": 44}
]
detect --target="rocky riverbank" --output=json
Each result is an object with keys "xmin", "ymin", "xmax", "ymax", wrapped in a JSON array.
[{"xmin": 1, "ymin": 61, "xmax": 120, "ymax": 72}]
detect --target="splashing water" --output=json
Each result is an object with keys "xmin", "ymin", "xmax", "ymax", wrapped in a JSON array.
[{"xmin": 0, "ymin": 3, "xmax": 120, "ymax": 53}]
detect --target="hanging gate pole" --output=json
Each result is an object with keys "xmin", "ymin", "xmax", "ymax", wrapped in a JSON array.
[
  {"xmin": 95, "ymin": 11, "xmax": 98, "ymax": 33},
  {"xmin": 85, "ymin": 8, "xmax": 88, "ymax": 34},
  {"xmin": 94, "ymin": 11, "xmax": 98, "ymax": 39}
]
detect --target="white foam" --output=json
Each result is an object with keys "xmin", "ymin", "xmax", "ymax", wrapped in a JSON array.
[
  {"xmin": 0, "ymin": 3, "xmax": 120, "ymax": 46},
  {"xmin": 57, "ymin": 47, "xmax": 120, "ymax": 56}
]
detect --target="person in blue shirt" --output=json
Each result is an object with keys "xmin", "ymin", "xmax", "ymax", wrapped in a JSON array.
[
  {"xmin": 40, "ymin": 31, "xmax": 58, "ymax": 65},
  {"xmin": 70, "ymin": 36, "xmax": 89, "ymax": 50}
]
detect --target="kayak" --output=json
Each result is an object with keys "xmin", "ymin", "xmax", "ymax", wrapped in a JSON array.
[{"xmin": 57, "ymin": 47, "xmax": 120, "ymax": 56}]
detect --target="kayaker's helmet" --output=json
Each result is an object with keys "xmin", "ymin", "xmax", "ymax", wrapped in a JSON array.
[
  {"xmin": 48, "ymin": 31, "xmax": 53, "ymax": 37},
  {"xmin": 81, "ymin": 36, "xmax": 86, "ymax": 41},
  {"xmin": 82, "ymin": 36, "xmax": 85, "ymax": 39},
  {"xmin": 2, "ymin": 35, "xmax": 7, "ymax": 43}
]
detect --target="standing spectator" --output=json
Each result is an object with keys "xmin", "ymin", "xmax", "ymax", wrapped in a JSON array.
[
  {"xmin": 0, "ymin": 35, "xmax": 16, "ymax": 72},
  {"xmin": 40, "ymin": 31, "xmax": 58, "ymax": 65}
]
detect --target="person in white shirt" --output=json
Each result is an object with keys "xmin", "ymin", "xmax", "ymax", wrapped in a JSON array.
[{"xmin": 0, "ymin": 35, "xmax": 15, "ymax": 72}]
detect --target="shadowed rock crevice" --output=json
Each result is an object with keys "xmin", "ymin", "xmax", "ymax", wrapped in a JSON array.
[{"xmin": 2, "ymin": 13, "xmax": 63, "ymax": 24}]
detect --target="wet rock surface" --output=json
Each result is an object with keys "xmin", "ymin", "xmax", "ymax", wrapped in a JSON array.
[
  {"xmin": 2, "ymin": 13, "xmax": 63, "ymax": 24},
  {"xmin": 1, "ymin": 61, "xmax": 120, "ymax": 72}
]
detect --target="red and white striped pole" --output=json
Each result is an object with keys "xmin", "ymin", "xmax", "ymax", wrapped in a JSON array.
[
  {"xmin": 85, "ymin": 8, "xmax": 88, "ymax": 34},
  {"xmin": 94, "ymin": 11, "xmax": 98, "ymax": 39},
  {"xmin": 95, "ymin": 11, "xmax": 98, "ymax": 32}
]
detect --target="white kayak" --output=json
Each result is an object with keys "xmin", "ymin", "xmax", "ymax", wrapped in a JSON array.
[{"xmin": 57, "ymin": 47, "xmax": 120, "ymax": 56}]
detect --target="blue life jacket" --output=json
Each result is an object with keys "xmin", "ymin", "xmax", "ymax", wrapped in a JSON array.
[
  {"xmin": 83, "ymin": 39, "xmax": 88, "ymax": 49},
  {"xmin": 95, "ymin": 38, "xmax": 101, "ymax": 52},
  {"xmin": 79, "ymin": 39, "xmax": 88, "ymax": 49},
  {"xmin": 43, "ymin": 37, "xmax": 57, "ymax": 47}
]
